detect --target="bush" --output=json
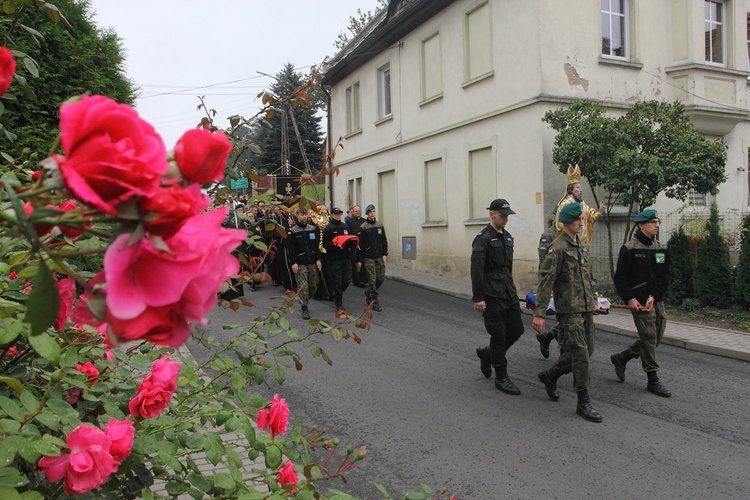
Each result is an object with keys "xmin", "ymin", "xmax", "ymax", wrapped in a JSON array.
[
  {"xmin": 666, "ymin": 226, "xmax": 694, "ymax": 305},
  {"xmin": 735, "ymin": 214, "xmax": 750, "ymax": 308},
  {"xmin": 694, "ymin": 202, "xmax": 733, "ymax": 308}
]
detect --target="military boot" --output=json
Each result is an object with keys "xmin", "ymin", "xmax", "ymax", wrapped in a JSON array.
[
  {"xmin": 301, "ymin": 306, "xmax": 310, "ymax": 320},
  {"xmin": 576, "ymin": 390, "xmax": 602, "ymax": 423},
  {"xmin": 610, "ymin": 350, "xmax": 632, "ymax": 382},
  {"xmin": 646, "ymin": 371, "xmax": 672, "ymax": 397},
  {"xmin": 476, "ymin": 347, "xmax": 492, "ymax": 379},
  {"xmin": 538, "ymin": 367, "xmax": 561, "ymax": 402},
  {"xmin": 494, "ymin": 367, "xmax": 521, "ymax": 395},
  {"xmin": 535, "ymin": 330, "xmax": 555, "ymax": 359}
]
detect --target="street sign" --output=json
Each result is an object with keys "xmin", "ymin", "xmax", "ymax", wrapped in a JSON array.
[{"xmin": 230, "ymin": 178, "xmax": 248, "ymax": 189}]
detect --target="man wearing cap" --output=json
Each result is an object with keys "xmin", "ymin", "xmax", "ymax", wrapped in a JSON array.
[
  {"xmin": 358, "ymin": 204, "xmax": 388, "ymax": 311},
  {"xmin": 346, "ymin": 205, "xmax": 367, "ymax": 288},
  {"xmin": 472, "ymin": 199, "xmax": 525, "ymax": 395},
  {"xmin": 610, "ymin": 208, "xmax": 672, "ymax": 397},
  {"xmin": 323, "ymin": 207, "xmax": 357, "ymax": 312},
  {"xmin": 286, "ymin": 207, "xmax": 322, "ymax": 320},
  {"xmin": 535, "ymin": 209, "xmax": 562, "ymax": 359},
  {"xmin": 533, "ymin": 202, "xmax": 602, "ymax": 423}
]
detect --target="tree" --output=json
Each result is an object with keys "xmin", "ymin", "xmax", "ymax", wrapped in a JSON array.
[
  {"xmin": 334, "ymin": 0, "xmax": 388, "ymax": 50},
  {"xmin": 248, "ymin": 63, "xmax": 324, "ymax": 175},
  {"xmin": 544, "ymin": 100, "xmax": 727, "ymax": 277},
  {"xmin": 694, "ymin": 201, "xmax": 733, "ymax": 308},
  {"xmin": 666, "ymin": 226, "xmax": 694, "ymax": 305},
  {"xmin": 735, "ymin": 214, "xmax": 750, "ymax": 308},
  {"xmin": 0, "ymin": 0, "xmax": 136, "ymax": 157}
]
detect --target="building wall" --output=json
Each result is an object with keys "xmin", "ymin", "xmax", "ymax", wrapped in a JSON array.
[{"xmin": 326, "ymin": 0, "xmax": 750, "ymax": 293}]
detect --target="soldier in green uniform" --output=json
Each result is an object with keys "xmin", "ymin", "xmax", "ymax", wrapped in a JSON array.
[
  {"xmin": 535, "ymin": 214, "xmax": 561, "ymax": 359},
  {"xmin": 533, "ymin": 202, "xmax": 602, "ymax": 423},
  {"xmin": 286, "ymin": 207, "xmax": 322, "ymax": 320},
  {"xmin": 472, "ymin": 199, "xmax": 525, "ymax": 395},
  {"xmin": 610, "ymin": 209, "xmax": 672, "ymax": 397},
  {"xmin": 358, "ymin": 204, "xmax": 388, "ymax": 312}
]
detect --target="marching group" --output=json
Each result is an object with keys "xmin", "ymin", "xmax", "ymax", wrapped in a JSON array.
[
  {"xmin": 473, "ymin": 193, "xmax": 672, "ymax": 424},
  {"xmin": 217, "ymin": 200, "xmax": 388, "ymax": 320}
]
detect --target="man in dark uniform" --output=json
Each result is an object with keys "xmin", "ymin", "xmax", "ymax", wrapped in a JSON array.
[
  {"xmin": 533, "ymin": 202, "xmax": 602, "ymax": 423},
  {"xmin": 286, "ymin": 207, "xmax": 322, "ymax": 320},
  {"xmin": 472, "ymin": 199, "xmax": 525, "ymax": 395},
  {"xmin": 346, "ymin": 205, "xmax": 367, "ymax": 287},
  {"xmin": 322, "ymin": 207, "xmax": 357, "ymax": 312},
  {"xmin": 610, "ymin": 208, "xmax": 672, "ymax": 397},
  {"xmin": 358, "ymin": 204, "xmax": 388, "ymax": 312}
]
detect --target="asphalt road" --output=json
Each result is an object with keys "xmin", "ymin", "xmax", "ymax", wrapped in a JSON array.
[{"xmin": 189, "ymin": 279, "xmax": 750, "ymax": 500}]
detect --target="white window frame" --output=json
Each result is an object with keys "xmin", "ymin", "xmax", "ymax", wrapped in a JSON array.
[
  {"xmin": 688, "ymin": 189, "xmax": 711, "ymax": 207},
  {"xmin": 421, "ymin": 31, "xmax": 443, "ymax": 103},
  {"xmin": 345, "ymin": 82, "xmax": 361, "ymax": 135},
  {"xmin": 377, "ymin": 63, "xmax": 392, "ymax": 120},
  {"xmin": 464, "ymin": 1, "xmax": 493, "ymax": 83},
  {"xmin": 423, "ymin": 155, "xmax": 447, "ymax": 225},
  {"xmin": 705, "ymin": 0, "xmax": 726, "ymax": 66},
  {"xmin": 601, "ymin": 0, "xmax": 628, "ymax": 59}
]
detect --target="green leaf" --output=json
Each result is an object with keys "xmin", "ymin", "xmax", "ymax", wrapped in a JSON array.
[
  {"xmin": 0, "ymin": 152, "xmax": 12, "ymax": 163},
  {"xmin": 0, "ymin": 317, "xmax": 24, "ymax": 345},
  {"xmin": 274, "ymin": 365, "xmax": 286, "ymax": 385},
  {"xmin": 224, "ymin": 417, "xmax": 241, "ymax": 432},
  {"xmin": 21, "ymin": 56, "xmax": 39, "ymax": 78},
  {"xmin": 23, "ymin": 260, "xmax": 59, "ymax": 337},
  {"xmin": 34, "ymin": 410, "xmax": 60, "ymax": 431},
  {"xmin": 0, "ymin": 396, "xmax": 26, "ymax": 422},
  {"xmin": 264, "ymin": 445, "xmax": 282, "ymax": 469},
  {"xmin": 248, "ymin": 392, "xmax": 263, "ymax": 408},
  {"xmin": 0, "ymin": 437, "xmax": 17, "ymax": 467},
  {"xmin": 213, "ymin": 472, "xmax": 234, "ymax": 490},
  {"xmin": 157, "ymin": 449, "xmax": 183, "ymax": 473},
  {"xmin": 185, "ymin": 432, "xmax": 204, "ymax": 449},
  {"xmin": 0, "ymin": 378, "xmax": 22, "ymax": 397},
  {"xmin": 230, "ymin": 372, "xmax": 245, "ymax": 392},
  {"xmin": 0, "ymin": 486, "xmax": 22, "ymax": 499},
  {"xmin": 28, "ymin": 332, "xmax": 61, "ymax": 365},
  {"xmin": 18, "ymin": 388, "xmax": 37, "ymax": 413}
]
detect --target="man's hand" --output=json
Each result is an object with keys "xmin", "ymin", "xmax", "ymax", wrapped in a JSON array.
[
  {"xmin": 628, "ymin": 298, "xmax": 641, "ymax": 311},
  {"xmin": 316, "ymin": 260, "xmax": 322, "ymax": 271},
  {"xmin": 356, "ymin": 262, "xmax": 361, "ymax": 270},
  {"xmin": 473, "ymin": 301, "xmax": 486, "ymax": 313},
  {"xmin": 382, "ymin": 255, "xmax": 387, "ymax": 265},
  {"xmin": 645, "ymin": 296, "xmax": 655, "ymax": 311},
  {"xmin": 291, "ymin": 263, "xmax": 298, "ymax": 273},
  {"xmin": 532, "ymin": 316, "xmax": 545, "ymax": 333}
]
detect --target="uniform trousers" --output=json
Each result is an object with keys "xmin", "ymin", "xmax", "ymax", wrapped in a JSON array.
[
  {"xmin": 483, "ymin": 297, "xmax": 524, "ymax": 371},
  {"xmin": 294, "ymin": 264, "xmax": 318, "ymax": 307},
  {"xmin": 625, "ymin": 301, "xmax": 666, "ymax": 372},
  {"xmin": 328, "ymin": 259, "xmax": 351, "ymax": 307},
  {"xmin": 552, "ymin": 312, "xmax": 595, "ymax": 391},
  {"xmin": 363, "ymin": 257, "xmax": 386, "ymax": 301}
]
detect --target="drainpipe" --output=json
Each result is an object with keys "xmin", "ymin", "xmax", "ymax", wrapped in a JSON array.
[{"xmin": 321, "ymin": 85, "xmax": 333, "ymax": 209}]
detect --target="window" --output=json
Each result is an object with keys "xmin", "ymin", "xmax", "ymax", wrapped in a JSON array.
[
  {"xmin": 424, "ymin": 158, "xmax": 446, "ymax": 223},
  {"xmin": 468, "ymin": 147, "xmax": 495, "ymax": 219},
  {"xmin": 746, "ymin": 15, "xmax": 750, "ymax": 70},
  {"xmin": 421, "ymin": 32, "xmax": 442, "ymax": 100},
  {"xmin": 348, "ymin": 177, "xmax": 362, "ymax": 208},
  {"xmin": 377, "ymin": 64, "xmax": 391, "ymax": 120},
  {"xmin": 345, "ymin": 82, "xmax": 361, "ymax": 134},
  {"xmin": 601, "ymin": 0, "xmax": 627, "ymax": 58},
  {"xmin": 705, "ymin": 1, "xmax": 725, "ymax": 65},
  {"xmin": 689, "ymin": 189, "xmax": 709, "ymax": 207},
  {"xmin": 465, "ymin": 2, "xmax": 492, "ymax": 81}
]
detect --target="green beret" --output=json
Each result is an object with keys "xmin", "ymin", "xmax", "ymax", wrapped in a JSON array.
[
  {"xmin": 558, "ymin": 202, "xmax": 583, "ymax": 223},
  {"xmin": 634, "ymin": 208, "xmax": 659, "ymax": 223}
]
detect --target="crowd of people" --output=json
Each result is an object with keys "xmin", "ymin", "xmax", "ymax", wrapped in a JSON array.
[{"xmin": 214, "ymin": 199, "xmax": 388, "ymax": 317}]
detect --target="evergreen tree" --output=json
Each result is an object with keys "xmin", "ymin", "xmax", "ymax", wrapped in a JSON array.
[
  {"xmin": 735, "ymin": 214, "xmax": 750, "ymax": 308},
  {"xmin": 666, "ymin": 226, "xmax": 694, "ymax": 305},
  {"xmin": 1, "ymin": 0, "xmax": 136, "ymax": 157},
  {"xmin": 694, "ymin": 201, "xmax": 733, "ymax": 308},
  {"xmin": 249, "ymin": 63, "xmax": 323, "ymax": 174}
]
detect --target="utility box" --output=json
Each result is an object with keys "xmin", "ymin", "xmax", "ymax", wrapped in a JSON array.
[{"xmin": 402, "ymin": 236, "xmax": 416, "ymax": 260}]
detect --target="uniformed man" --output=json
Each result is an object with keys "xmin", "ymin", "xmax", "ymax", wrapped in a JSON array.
[
  {"xmin": 533, "ymin": 202, "xmax": 602, "ymax": 423},
  {"xmin": 535, "ymin": 216, "xmax": 561, "ymax": 359},
  {"xmin": 610, "ymin": 208, "xmax": 672, "ymax": 397},
  {"xmin": 472, "ymin": 199, "xmax": 525, "ymax": 395},
  {"xmin": 358, "ymin": 204, "xmax": 388, "ymax": 311},
  {"xmin": 323, "ymin": 207, "xmax": 357, "ymax": 312},
  {"xmin": 286, "ymin": 207, "xmax": 322, "ymax": 320}
]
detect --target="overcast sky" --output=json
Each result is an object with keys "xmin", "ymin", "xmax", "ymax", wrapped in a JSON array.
[{"xmin": 90, "ymin": 0, "xmax": 383, "ymax": 148}]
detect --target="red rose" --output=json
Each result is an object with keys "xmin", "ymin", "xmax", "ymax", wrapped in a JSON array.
[
  {"xmin": 104, "ymin": 419, "xmax": 135, "ymax": 464},
  {"xmin": 173, "ymin": 129, "xmax": 232, "ymax": 185},
  {"xmin": 0, "ymin": 46, "xmax": 15, "ymax": 96},
  {"xmin": 257, "ymin": 394, "xmax": 289, "ymax": 440},
  {"xmin": 75, "ymin": 362, "xmax": 99, "ymax": 385},
  {"xmin": 106, "ymin": 305, "xmax": 191, "ymax": 348},
  {"xmin": 277, "ymin": 460, "xmax": 298, "ymax": 491},
  {"xmin": 58, "ymin": 95, "xmax": 169, "ymax": 215},
  {"xmin": 55, "ymin": 277, "xmax": 76, "ymax": 332},
  {"xmin": 138, "ymin": 183, "xmax": 209, "ymax": 238},
  {"xmin": 128, "ymin": 378, "xmax": 175, "ymax": 419},
  {"xmin": 147, "ymin": 355, "xmax": 180, "ymax": 390}
]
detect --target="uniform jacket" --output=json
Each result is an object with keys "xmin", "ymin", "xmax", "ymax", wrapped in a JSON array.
[
  {"xmin": 286, "ymin": 222, "xmax": 321, "ymax": 266},
  {"xmin": 359, "ymin": 219, "xmax": 388, "ymax": 258},
  {"xmin": 535, "ymin": 231, "xmax": 596, "ymax": 316},
  {"xmin": 470, "ymin": 224, "xmax": 518, "ymax": 303},
  {"xmin": 614, "ymin": 229, "xmax": 671, "ymax": 304},
  {"xmin": 322, "ymin": 219, "xmax": 356, "ymax": 261},
  {"xmin": 537, "ymin": 225, "xmax": 559, "ymax": 265}
]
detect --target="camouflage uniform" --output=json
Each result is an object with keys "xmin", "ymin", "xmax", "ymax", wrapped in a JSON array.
[
  {"xmin": 535, "ymin": 232, "xmax": 597, "ymax": 391},
  {"xmin": 286, "ymin": 221, "xmax": 321, "ymax": 307},
  {"xmin": 358, "ymin": 218, "xmax": 388, "ymax": 305},
  {"xmin": 535, "ymin": 225, "xmax": 562, "ymax": 356}
]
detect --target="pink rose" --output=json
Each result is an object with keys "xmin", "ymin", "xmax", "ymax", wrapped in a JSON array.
[
  {"xmin": 148, "ymin": 355, "xmax": 180, "ymax": 390},
  {"xmin": 128, "ymin": 378, "xmax": 175, "ymax": 419},
  {"xmin": 104, "ymin": 419, "xmax": 135, "ymax": 463},
  {"xmin": 103, "ymin": 209, "xmax": 245, "ymax": 347},
  {"xmin": 138, "ymin": 183, "xmax": 209, "ymax": 238},
  {"xmin": 277, "ymin": 460, "xmax": 298, "ymax": 490},
  {"xmin": 75, "ymin": 362, "xmax": 99, "ymax": 385},
  {"xmin": 37, "ymin": 424, "xmax": 118, "ymax": 494},
  {"xmin": 57, "ymin": 199, "xmax": 92, "ymax": 239},
  {"xmin": 257, "ymin": 394, "xmax": 289, "ymax": 440},
  {"xmin": 58, "ymin": 95, "xmax": 169, "ymax": 215},
  {"xmin": 173, "ymin": 129, "xmax": 232, "ymax": 184},
  {"xmin": 0, "ymin": 47, "xmax": 15, "ymax": 96},
  {"xmin": 55, "ymin": 277, "xmax": 76, "ymax": 332}
]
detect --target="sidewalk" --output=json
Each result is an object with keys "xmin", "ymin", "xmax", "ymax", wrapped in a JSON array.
[{"xmin": 386, "ymin": 265, "xmax": 750, "ymax": 363}]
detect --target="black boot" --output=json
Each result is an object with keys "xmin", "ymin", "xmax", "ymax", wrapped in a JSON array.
[
  {"xmin": 538, "ymin": 367, "xmax": 561, "ymax": 402},
  {"xmin": 536, "ymin": 330, "xmax": 555, "ymax": 359},
  {"xmin": 576, "ymin": 390, "xmax": 602, "ymax": 423},
  {"xmin": 494, "ymin": 367, "xmax": 521, "ymax": 395},
  {"xmin": 610, "ymin": 350, "xmax": 632, "ymax": 382},
  {"xmin": 646, "ymin": 371, "xmax": 672, "ymax": 397},
  {"xmin": 301, "ymin": 306, "xmax": 310, "ymax": 320},
  {"xmin": 476, "ymin": 347, "xmax": 492, "ymax": 379}
]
